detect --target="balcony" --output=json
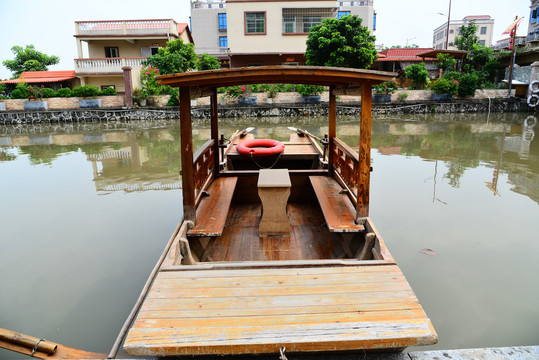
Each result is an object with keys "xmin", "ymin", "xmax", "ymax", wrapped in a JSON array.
[
  {"xmin": 527, "ymin": 32, "xmax": 539, "ymax": 43},
  {"xmin": 75, "ymin": 19, "xmax": 181, "ymax": 37},
  {"xmin": 74, "ymin": 57, "xmax": 145, "ymax": 74},
  {"xmin": 338, "ymin": 1, "xmax": 374, "ymax": 6},
  {"xmin": 492, "ymin": 37, "xmax": 525, "ymax": 50},
  {"xmin": 192, "ymin": 0, "xmax": 226, "ymax": 9}
]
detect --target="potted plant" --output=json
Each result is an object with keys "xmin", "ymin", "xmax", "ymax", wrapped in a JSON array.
[
  {"xmin": 296, "ymin": 84, "xmax": 325, "ymax": 104},
  {"xmin": 24, "ymin": 85, "xmax": 49, "ymax": 111},
  {"xmin": 265, "ymin": 84, "xmax": 279, "ymax": 104},
  {"xmin": 73, "ymin": 85, "xmax": 101, "ymax": 108},
  {"xmin": 430, "ymin": 78, "xmax": 458, "ymax": 101},
  {"xmin": 132, "ymin": 88, "xmax": 148, "ymax": 107},
  {"xmin": 226, "ymin": 85, "xmax": 257, "ymax": 105},
  {"xmin": 372, "ymin": 81, "xmax": 397, "ymax": 103}
]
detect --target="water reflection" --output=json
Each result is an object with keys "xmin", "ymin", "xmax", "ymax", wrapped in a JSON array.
[
  {"xmin": 1, "ymin": 113, "xmax": 538, "ymax": 357},
  {"xmin": 0, "ymin": 114, "xmax": 538, "ymax": 203}
]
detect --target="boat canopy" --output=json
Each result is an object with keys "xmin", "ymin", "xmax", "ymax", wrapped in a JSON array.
[{"xmin": 156, "ymin": 66, "xmax": 396, "ymax": 222}]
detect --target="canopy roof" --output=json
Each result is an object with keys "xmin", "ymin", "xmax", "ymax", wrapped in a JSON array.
[
  {"xmin": 416, "ymin": 49, "xmax": 469, "ymax": 60},
  {"xmin": 156, "ymin": 66, "xmax": 396, "ymax": 91}
]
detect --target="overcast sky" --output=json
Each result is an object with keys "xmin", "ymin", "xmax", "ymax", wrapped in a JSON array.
[{"xmin": 0, "ymin": 0, "xmax": 531, "ymax": 80}]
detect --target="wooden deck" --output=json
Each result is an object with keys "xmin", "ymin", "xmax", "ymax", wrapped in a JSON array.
[
  {"xmin": 123, "ymin": 265, "xmax": 437, "ymax": 356},
  {"xmin": 198, "ymin": 201, "xmax": 350, "ymax": 262}
]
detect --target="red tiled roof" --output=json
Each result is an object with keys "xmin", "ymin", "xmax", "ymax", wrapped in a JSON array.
[
  {"xmin": 376, "ymin": 48, "xmax": 436, "ymax": 62},
  {"xmin": 1, "ymin": 71, "xmax": 75, "ymax": 84},
  {"xmin": 463, "ymin": 15, "xmax": 491, "ymax": 20}
]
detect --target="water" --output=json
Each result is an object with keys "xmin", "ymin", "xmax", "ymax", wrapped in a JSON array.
[{"xmin": 0, "ymin": 113, "xmax": 538, "ymax": 358}]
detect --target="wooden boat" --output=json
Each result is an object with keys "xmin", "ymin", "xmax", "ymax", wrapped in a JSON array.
[
  {"xmin": 1, "ymin": 66, "xmax": 437, "ymax": 359},
  {"xmin": 121, "ymin": 66, "xmax": 437, "ymax": 357}
]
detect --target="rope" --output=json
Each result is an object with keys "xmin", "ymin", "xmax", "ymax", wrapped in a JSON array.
[
  {"xmin": 279, "ymin": 347, "xmax": 288, "ymax": 360},
  {"xmin": 250, "ymin": 151, "xmax": 283, "ymax": 169},
  {"xmin": 30, "ymin": 339, "xmax": 45, "ymax": 357}
]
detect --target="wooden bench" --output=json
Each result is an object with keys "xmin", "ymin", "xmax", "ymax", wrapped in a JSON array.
[
  {"xmin": 309, "ymin": 176, "xmax": 365, "ymax": 233},
  {"xmin": 188, "ymin": 176, "xmax": 238, "ymax": 237}
]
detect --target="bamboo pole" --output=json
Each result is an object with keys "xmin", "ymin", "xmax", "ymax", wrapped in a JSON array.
[{"xmin": 0, "ymin": 329, "xmax": 57, "ymax": 355}]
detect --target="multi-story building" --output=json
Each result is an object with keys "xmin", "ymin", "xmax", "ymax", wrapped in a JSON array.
[
  {"xmin": 190, "ymin": 0, "xmax": 376, "ymax": 67},
  {"xmin": 74, "ymin": 19, "xmax": 193, "ymax": 93},
  {"xmin": 432, "ymin": 15, "xmax": 494, "ymax": 50},
  {"xmin": 527, "ymin": 0, "xmax": 539, "ymax": 46}
]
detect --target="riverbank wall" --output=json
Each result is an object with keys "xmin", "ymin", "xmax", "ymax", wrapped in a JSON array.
[{"xmin": 0, "ymin": 97, "xmax": 530, "ymax": 125}]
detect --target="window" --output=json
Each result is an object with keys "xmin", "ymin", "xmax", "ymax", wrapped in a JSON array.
[
  {"xmin": 219, "ymin": 36, "xmax": 228, "ymax": 48},
  {"xmin": 303, "ymin": 16, "xmax": 321, "ymax": 33},
  {"xmin": 150, "ymin": 46, "xmax": 160, "ymax": 55},
  {"xmin": 373, "ymin": 12, "xmax": 376, "ymax": 30},
  {"xmin": 338, "ymin": 11, "xmax": 351, "ymax": 19},
  {"xmin": 480, "ymin": 26, "xmax": 487, "ymax": 35},
  {"xmin": 479, "ymin": 40, "xmax": 486, "ymax": 46},
  {"xmin": 283, "ymin": 15, "xmax": 296, "ymax": 33},
  {"xmin": 218, "ymin": 13, "xmax": 227, "ymax": 31},
  {"xmin": 100, "ymin": 85, "xmax": 115, "ymax": 90},
  {"xmin": 450, "ymin": 29, "xmax": 454, "ymax": 34},
  {"xmin": 245, "ymin": 12, "xmax": 266, "ymax": 34},
  {"xmin": 458, "ymin": 27, "xmax": 463, "ymax": 35},
  {"xmin": 104, "ymin": 47, "xmax": 119, "ymax": 58}
]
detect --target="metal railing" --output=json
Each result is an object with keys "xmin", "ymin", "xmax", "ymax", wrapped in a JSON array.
[
  {"xmin": 338, "ymin": 1, "xmax": 374, "ymax": 6},
  {"xmin": 492, "ymin": 37, "xmax": 526, "ymax": 50},
  {"xmin": 74, "ymin": 57, "xmax": 146, "ymax": 73},
  {"xmin": 76, "ymin": 19, "xmax": 179, "ymax": 36},
  {"xmin": 192, "ymin": 0, "xmax": 226, "ymax": 9},
  {"xmin": 526, "ymin": 32, "xmax": 539, "ymax": 42}
]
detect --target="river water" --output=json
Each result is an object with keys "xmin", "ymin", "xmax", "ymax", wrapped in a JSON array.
[{"xmin": 0, "ymin": 113, "xmax": 538, "ymax": 358}]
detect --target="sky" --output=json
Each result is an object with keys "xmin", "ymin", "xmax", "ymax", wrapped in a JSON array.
[{"xmin": 0, "ymin": 0, "xmax": 532, "ymax": 80}]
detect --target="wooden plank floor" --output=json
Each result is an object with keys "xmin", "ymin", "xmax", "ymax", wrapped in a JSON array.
[
  {"xmin": 203, "ymin": 202, "xmax": 348, "ymax": 262},
  {"xmin": 123, "ymin": 265, "xmax": 437, "ymax": 356}
]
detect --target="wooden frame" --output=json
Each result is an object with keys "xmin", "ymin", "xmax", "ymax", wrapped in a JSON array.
[{"xmin": 244, "ymin": 11, "xmax": 267, "ymax": 35}]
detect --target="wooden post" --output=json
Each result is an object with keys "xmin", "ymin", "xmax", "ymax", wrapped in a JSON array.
[
  {"xmin": 210, "ymin": 88, "xmax": 219, "ymax": 178},
  {"xmin": 357, "ymin": 82, "xmax": 372, "ymax": 219},
  {"xmin": 180, "ymin": 86, "xmax": 196, "ymax": 222},
  {"xmin": 328, "ymin": 85, "xmax": 336, "ymax": 176}
]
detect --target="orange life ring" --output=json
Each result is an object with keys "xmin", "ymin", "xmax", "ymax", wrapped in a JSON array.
[{"xmin": 237, "ymin": 139, "xmax": 285, "ymax": 157}]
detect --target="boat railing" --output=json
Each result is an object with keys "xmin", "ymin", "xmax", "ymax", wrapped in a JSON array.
[
  {"xmin": 193, "ymin": 139, "xmax": 216, "ymax": 205},
  {"xmin": 332, "ymin": 137, "xmax": 360, "ymax": 205}
]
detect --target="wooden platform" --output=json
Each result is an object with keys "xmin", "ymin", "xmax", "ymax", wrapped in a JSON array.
[{"xmin": 123, "ymin": 265, "xmax": 437, "ymax": 356}]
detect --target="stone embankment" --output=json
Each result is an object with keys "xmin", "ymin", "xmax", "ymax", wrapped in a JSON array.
[{"xmin": 0, "ymin": 90, "xmax": 530, "ymax": 125}]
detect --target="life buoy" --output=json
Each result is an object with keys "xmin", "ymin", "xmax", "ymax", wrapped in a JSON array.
[
  {"xmin": 237, "ymin": 139, "xmax": 285, "ymax": 157},
  {"xmin": 529, "ymin": 81, "xmax": 539, "ymax": 94},
  {"xmin": 527, "ymin": 94, "xmax": 539, "ymax": 108}
]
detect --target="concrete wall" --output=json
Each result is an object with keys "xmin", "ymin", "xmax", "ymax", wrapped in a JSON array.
[
  {"xmin": 0, "ymin": 96, "xmax": 124, "ymax": 111},
  {"xmin": 192, "ymin": 7, "xmax": 225, "ymax": 55},
  {"xmin": 87, "ymin": 39, "xmax": 168, "ymax": 58}
]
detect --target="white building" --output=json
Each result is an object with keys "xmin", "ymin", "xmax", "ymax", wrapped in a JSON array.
[{"xmin": 433, "ymin": 15, "xmax": 494, "ymax": 50}]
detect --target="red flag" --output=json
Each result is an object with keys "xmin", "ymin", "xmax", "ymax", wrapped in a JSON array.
[{"xmin": 502, "ymin": 17, "xmax": 523, "ymax": 35}]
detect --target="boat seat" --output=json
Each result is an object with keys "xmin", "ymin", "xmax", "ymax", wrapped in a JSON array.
[
  {"xmin": 309, "ymin": 176, "xmax": 365, "ymax": 232},
  {"xmin": 187, "ymin": 177, "xmax": 238, "ymax": 237}
]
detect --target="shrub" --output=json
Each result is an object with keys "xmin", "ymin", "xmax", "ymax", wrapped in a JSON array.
[
  {"xmin": 99, "ymin": 87, "xmax": 117, "ymax": 96},
  {"xmin": 442, "ymin": 71, "xmax": 462, "ymax": 82},
  {"xmin": 373, "ymin": 81, "xmax": 398, "ymax": 95},
  {"xmin": 41, "ymin": 87, "xmax": 56, "ymax": 98},
  {"xmin": 457, "ymin": 72, "xmax": 480, "ymax": 97},
  {"xmin": 430, "ymin": 78, "xmax": 458, "ymax": 95},
  {"xmin": 167, "ymin": 94, "xmax": 179, "ymax": 106},
  {"xmin": 73, "ymin": 85, "xmax": 100, "ymax": 98},
  {"xmin": 55, "ymin": 88, "xmax": 72, "ymax": 97},
  {"xmin": 405, "ymin": 63, "xmax": 430, "ymax": 89},
  {"xmin": 0, "ymin": 83, "xmax": 6, "ymax": 96},
  {"xmin": 224, "ymin": 85, "xmax": 248, "ymax": 98},
  {"xmin": 435, "ymin": 53, "xmax": 457, "ymax": 73},
  {"xmin": 397, "ymin": 92, "xmax": 409, "ymax": 101},
  {"xmin": 296, "ymin": 84, "xmax": 325, "ymax": 96},
  {"xmin": 27, "ymin": 85, "xmax": 45, "ymax": 100},
  {"xmin": 197, "ymin": 53, "xmax": 221, "ymax": 71},
  {"xmin": 10, "ymin": 83, "xmax": 29, "ymax": 99}
]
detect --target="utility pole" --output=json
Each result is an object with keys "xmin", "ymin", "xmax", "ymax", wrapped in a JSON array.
[
  {"xmin": 507, "ymin": 16, "xmax": 518, "ymax": 98},
  {"xmin": 445, "ymin": 0, "xmax": 452, "ymax": 49}
]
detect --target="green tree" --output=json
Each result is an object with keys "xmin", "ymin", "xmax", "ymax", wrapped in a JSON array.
[
  {"xmin": 198, "ymin": 53, "xmax": 221, "ymax": 71},
  {"xmin": 405, "ymin": 63, "xmax": 430, "ymax": 89},
  {"xmin": 435, "ymin": 53, "xmax": 456, "ymax": 73},
  {"xmin": 452, "ymin": 20, "xmax": 479, "ymax": 51},
  {"xmin": 305, "ymin": 15, "xmax": 377, "ymax": 69},
  {"xmin": 143, "ymin": 39, "xmax": 198, "ymax": 75},
  {"xmin": 2, "ymin": 45, "xmax": 59, "ymax": 78}
]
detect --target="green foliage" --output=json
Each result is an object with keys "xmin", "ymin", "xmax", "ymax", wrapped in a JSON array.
[
  {"xmin": 55, "ymin": 88, "xmax": 72, "ymax": 97},
  {"xmin": 305, "ymin": 15, "xmax": 377, "ymax": 69},
  {"xmin": 224, "ymin": 85, "xmax": 249, "ymax": 98},
  {"xmin": 27, "ymin": 85, "xmax": 45, "ymax": 100},
  {"xmin": 405, "ymin": 63, "xmax": 430, "ymax": 89},
  {"xmin": 457, "ymin": 72, "xmax": 480, "ymax": 96},
  {"xmin": 397, "ymin": 92, "xmax": 409, "ymax": 101},
  {"xmin": 166, "ymin": 94, "xmax": 179, "ymax": 106},
  {"xmin": 453, "ymin": 20, "xmax": 479, "ymax": 51},
  {"xmin": 295, "ymin": 84, "xmax": 325, "ymax": 96},
  {"xmin": 266, "ymin": 84, "xmax": 280, "ymax": 98},
  {"xmin": 132, "ymin": 88, "xmax": 148, "ymax": 103},
  {"xmin": 10, "ymin": 83, "xmax": 29, "ymax": 99},
  {"xmin": 73, "ymin": 85, "xmax": 100, "ymax": 98},
  {"xmin": 435, "ymin": 53, "xmax": 457, "ymax": 72},
  {"xmin": 468, "ymin": 44, "xmax": 493, "ymax": 71},
  {"xmin": 99, "ymin": 87, "xmax": 117, "ymax": 96},
  {"xmin": 197, "ymin": 53, "xmax": 221, "ymax": 71},
  {"xmin": 2, "ymin": 45, "xmax": 60, "ymax": 78},
  {"xmin": 143, "ymin": 39, "xmax": 198, "ymax": 75},
  {"xmin": 0, "ymin": 83, "xmax": 7, "ymax": 96},
  {"xmin": 373, "ymin": 81, "xmax": 398, "ymax": 95},
  {"xmin": 442, "ymin": 71, "xmax": 462, "ymax": 81},
  {"xmin": 430, "ymin": 78, "xmax": 458, "ymax": 95},
  {"xmin": 483, "ymin": 59, "xmax": 502, "ymax": 83},
  {"xmin": 140, "ymin": 65, "xmax": 161, "ymax": 95},
  {"xmin": 41, "ymin": 87, "xmax": 56, "ymax": 98}
]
